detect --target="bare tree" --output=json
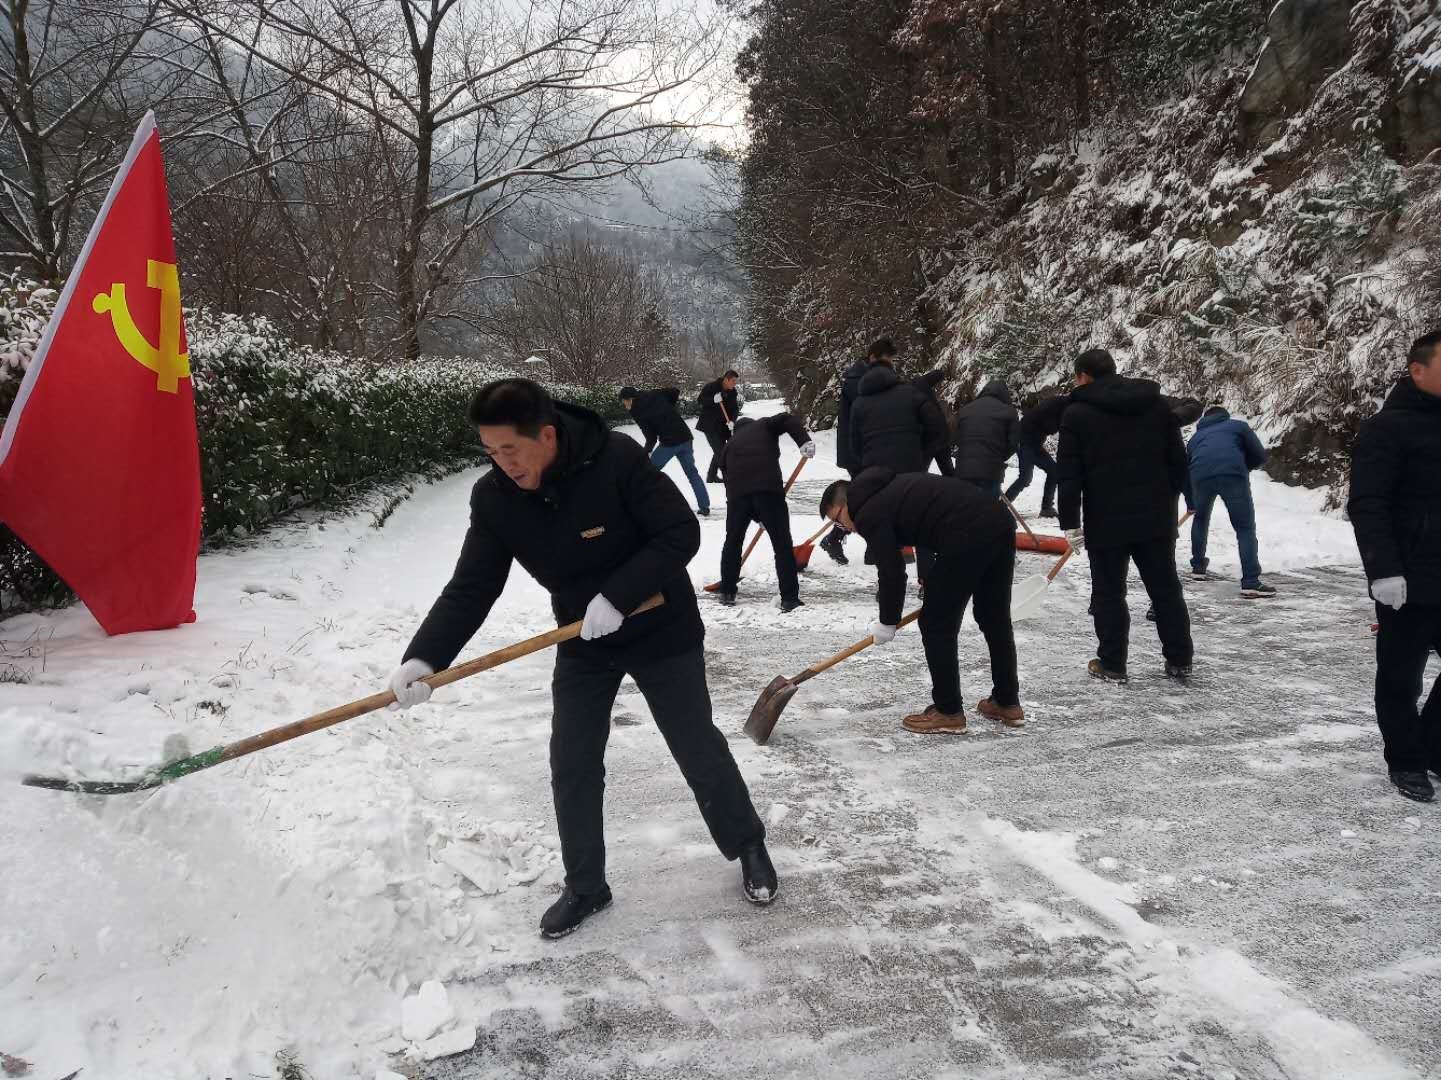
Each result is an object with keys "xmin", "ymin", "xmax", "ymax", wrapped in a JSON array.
[
  {"xmin": 490, "ymin": 233, "xmax": 674, "ymax": 385},
  {"xmin": 181, "ymin": 0, "xmax": 726, "ymax": 359}
]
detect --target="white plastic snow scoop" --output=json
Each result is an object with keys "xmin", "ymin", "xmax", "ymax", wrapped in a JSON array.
[{"xmin": 1012, "ymin": 547, "xmax": 1074, "ymax": 621}]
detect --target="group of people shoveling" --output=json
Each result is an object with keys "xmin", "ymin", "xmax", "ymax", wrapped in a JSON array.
[{"xmin": 377, "ymin": 329, "xmax": 1441, "ymax": 939}]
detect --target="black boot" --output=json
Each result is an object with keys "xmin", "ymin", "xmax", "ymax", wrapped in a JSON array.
[
  {"xmin": 1165, "ymin": 661, "xmax": 1192, "ymax": 683},
  {"xmin": 739, "ymin": 840, "xmax": 779, "ymax": 905},
  {"xmin": 718, "ymin": 590, "xmax": 737, "ymax": 606},
  {"xmin": 819, "ymin": 529, "xmax": 848, "ymax": 565},
  {"xmin": 1389, "ymin": 771, "xmax": 1435, "ymax": 803},
  {"xmin": 779, "ymin": 596, "xmax": 804, "ymax": 613},
  {"xmin": 540, "ymin": 885, "xmax": 613, "ymax": 939},
  {"xmin": 1039, "ymin": 505, "xmax": 1057, "ymax": 519}
]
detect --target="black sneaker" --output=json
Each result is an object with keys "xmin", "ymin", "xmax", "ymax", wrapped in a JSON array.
[
  {"xmin": 1165, "ymin": 662, "xmax": 1193, "ymax": 683},
  {"xmin": 1039, "ymin": 506, "xmax": 1058, "ymax": 519},
  {"xmin": 1087, "ymin": 658, "xmax": 1128, "ymax": 684},
  {"xmin": 819, "ymin": 531, "xmax": 848, "ymax": 566},
  {"xmin": 1145, "ymin": 605, "xmax": 1156, "ymax": 622},
  {"xmin": 697, "ymin": 507, "xmax": 711, "ymax": 517},
  {"xmin": 1389, "ymin": 771, "xmax": 1436, "ymax": 803},
  {"xmin": 540, "ymin": 885, "xmax": 613, "ymax": 939},
  {"xmin": 1240, "ymin": 583, "xmax": 1277, "ymax": 599},
  {"xmin": 1190, "ymin": 568, "xmax": 1211, "ymax": 581},
  {"xmin": 779, "ymin": 597, "xmax": 804, "ymax": 613},
  {"xmin": 718, "ymin": 590, "xmax": 737, "ymax": 607},
  {"xmin": 739, "ymin": 840, "xmax": 779, "ymax": 905}
]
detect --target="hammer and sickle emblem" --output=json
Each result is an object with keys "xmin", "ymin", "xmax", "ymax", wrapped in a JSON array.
[{"xmin": 92, "ymin": 260, "xmax": 190, "ymax": 393}]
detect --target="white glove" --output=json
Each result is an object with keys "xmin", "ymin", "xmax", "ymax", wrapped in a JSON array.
[
  {"xmin": 388, "ymin": 658, "xmax": 434, "ymax": 710},
  {"xmin": 872, "ymin": 622, "xmax": 897, "ymax": 645},
  {"xmin": 799, "ymin": 440, "xmax": 817, "ymax": 459},
  {"xmin": 1065, "ymin": 528, "xmax": 1085, "ymax": 553},
  {"xmin": 581, "ymin": 594, "xmax": 625, "ymax": 640},
  {"xmin": 1371, "ymin": 576, "xmax": 1407, "ymax": 610}
]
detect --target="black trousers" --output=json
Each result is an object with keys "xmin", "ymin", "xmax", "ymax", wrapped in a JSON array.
[
  {"xmin": 720, "ymin": 491, "xmax": 799, "ymax": 601},
  {"xmin": 1087, "ymin": 537, "xmax": 1193, "ymax": 673},
  {"xmin": 702, "ymin": 426, "xmax": 730, "ymax": 483},
  {"xmin": 1005, "ymin": 443, "xmax": 1058, "ymax": 508},
  {"xmin": 550, "ymin": 647, "xmax": 764, "ymax": 893},
  {"xmin": 1374, "ymin": 602, "xmax": 1441, "ymax": 773},
  {"xmin": 918, "ymin": 542, "xmax": 1019, "ymax": 714}
]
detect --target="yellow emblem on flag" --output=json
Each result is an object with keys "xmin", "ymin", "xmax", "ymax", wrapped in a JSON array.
[{"xmin": 93, "ymin": 259, "xmax": 190, "ymax": 393}]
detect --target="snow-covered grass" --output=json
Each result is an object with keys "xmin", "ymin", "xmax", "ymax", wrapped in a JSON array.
[{"xmin": 2, "ymin": 404, "xmax": 1433, "ymax": 1080}]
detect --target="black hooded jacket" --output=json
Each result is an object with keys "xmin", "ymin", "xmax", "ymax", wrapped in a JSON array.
[
  {"xmin": 913, "ymin": 369, "xmax": 956, "ymax": 477},
  {"xmin": 629, "ymin": 388, "xmax": 693, "ymax": 451},
  {"xmin": 697, "ymin": 378, "xmax": 742, "ymax": 434},
  {"xmin": 952, "ymin": 379, "xmax": 1019, "ymax": 485},
  {"xmin": 1019, "ymin": 394, "xmax": 1070, "ymax": 447},
  {"xmin": 848, "ymin": 467, "xmax": 1015, "ymax": 625},
  {"xmin": 849, "ymin": 364, "xmax": 950, "ymax": 474},
  {"xmin": 720, "ymin": 413, "xmax": 811, "ymax": 499},
  {"xmin": 835, "ymin": 357, "xmax": 869, "ymax": 470},
  {"xmin": 404, "ymin": 402, "xmax": 703, "ymax": 669},
  {"xmin": 1057, "ymin": 375, "xmax": 1189, "ymax": 549},
  {"xmin": 1349, "ymin": 377, "xmax": 1441, "ymax": 603}
]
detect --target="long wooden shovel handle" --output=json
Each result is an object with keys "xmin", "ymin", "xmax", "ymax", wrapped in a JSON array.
[
  {"xmin": 1046, "ymin": 547, "xmax": 1074, "ymax": 583},
  {"xmin": 1178, "ymin": 509, "xmax": 1194, "ymax": 528},
  {"xmin": 1001, "ymin": 495, "xmax": 1038, "ymax": 546},
  {"xmin": 216, "ymin": 595, "xmax": 665, "ymax": 765},
  {"xmin": 792, "ymin": 608, "xmax": 923, "ymax": 687},
  {"xmin": 736, "ymin": 457, "xmax": 809, "ymax": 570},
  {"xmin": 799, "ymin": 519, "xmax": 835, "ymax": 547}
]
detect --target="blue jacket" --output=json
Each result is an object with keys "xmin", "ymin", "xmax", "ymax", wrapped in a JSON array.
[{"xmin": 1186, "ymin": 409, "xmax": 1266, "ymax": 493}]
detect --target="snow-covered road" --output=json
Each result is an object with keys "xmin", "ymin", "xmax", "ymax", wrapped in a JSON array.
[{"xmin": 1, "ymin": 402, "xmax": 1435, "ymax": 1079}]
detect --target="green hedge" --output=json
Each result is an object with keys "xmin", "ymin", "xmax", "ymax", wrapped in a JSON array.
[{"xmin": 0, "ymin": 289, "xmax": 692, "ymax": 618}]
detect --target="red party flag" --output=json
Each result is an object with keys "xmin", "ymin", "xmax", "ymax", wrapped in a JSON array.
[{"xmin": 0, "ymin": 112, "xmax": 200, "ymax": 634}]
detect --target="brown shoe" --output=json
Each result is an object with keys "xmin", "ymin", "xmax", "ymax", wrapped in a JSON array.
[
  {"xmin": 901, "ymin": 706, "xmax": 967, "ymax": 735},
  {"xmin": 977, "ymin": 698, "xmax": 1025, "ymax": 728}
]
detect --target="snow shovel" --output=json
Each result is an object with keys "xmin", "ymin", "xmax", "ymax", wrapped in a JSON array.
[
  {"xmin": 1011, "ymin": 547, "xmax": 1074, "ymax": 621},
  {"xmin": 703, "ymin": 458, "xmax": 808, "ymax": 592},
  {"xmin": 792, "ymin": 520, "xmax": 835, "ymax": 571},
  {"xmin": 20, "ymin": 595, "xmax": 665, "ymax": 795},
  {"xmin": 1000, "ymin": 494, "xmax": 1039, "ymax": 548},
  {"xmin": 744, "ymin": 608, "xmax": 923, "ymax": 745}
]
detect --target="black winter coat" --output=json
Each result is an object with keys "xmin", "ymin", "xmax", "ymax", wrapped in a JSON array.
[
  {"xmin": 629, "ymin": 388, "xmax": 692, "ymax": 451},
  {"xmin": 848, "ymin": 468, "xmax": 1015, "ymax": 625},
  {"xmin": 404, "ymin": 403, "xmax": 703, "ymax": 670},
  {"xmin": 697, "ymin": 378, "xmax": 742, "ymax": 434},
  {"xmin": 913, "ymin": 369, "xmax": 956, "ymax": 477},
  {"xmin": 1348, "ymin": 377, "xmax": 1441, "ymax": 604},
  {"xmin": 850, "ymin": 364, "xmax": 950, "ymax": 474},
  {"xmin": 1020, "ymin": 394, "xmax": 1070, "ymax": 447},
  {"xmin": 836, "ymin": 357, "xmax": 869, "ymax": 470},
  {"xmin": 720, "ymin": 414, "xmax": 810, "ymax": 499},
  {"xmin": 1057, "ymin": 376, "xmax": 1188, "ymax": 549},
  {"xmin": 952, "ymin": 379, "xmax": 1019, "ymax": 484}
]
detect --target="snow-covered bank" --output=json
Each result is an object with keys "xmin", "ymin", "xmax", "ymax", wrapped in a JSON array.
[{"xmin": 5, "ymin": 403, "xmax": 1430, "ymax": 1080}]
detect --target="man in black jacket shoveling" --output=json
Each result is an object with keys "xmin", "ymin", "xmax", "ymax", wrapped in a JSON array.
[
  {"xmin": 820, "ymin": 469, "xmax": 1024, "ymax": 734},
  {"xmin": 822, "ymin": 339, "xmax": 886, "ymax": 566},
  {"xmin": 1005, "ymin": 393, "xmax": 1069, "ymax": 517},
  {"xmin": 620, "ymin": 385, "xmax": 710, "ymax": 516},
  {"xmin": 716, "ymin": 413, "xmax": 816, "ymax": 610},
  {"xmin": 953, "ymin": 378, "xmax": 1019, "ymax": 498},
  {"xmin": 1348, "ymin": 330, "xmax": 1441, "ymax": 803},
  {"xmin": 697, "ymin": 369, "xmax": 742, "ymax": 484},
  {"xmin": 1057, "ymin": 349, "xmax": 1194, "ymax": 684},
  {"xmin": 387, "ymin": 380, "xmax": 775, "ymax": 937}
]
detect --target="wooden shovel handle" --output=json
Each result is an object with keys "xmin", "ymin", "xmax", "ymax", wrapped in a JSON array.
[
  {"xmin": 1178, "ymin": 509, "xmax": 1194, "ymax": 528},
  {"xmin": 737, "ymin": 458, "xmax": 809, "ymax": 568},
  {"xmin": 216, "ymin": 596, "xmax": 665, "ymax": 765},
  {"xmin": 800, "ymin": 519, "xmax": 835, "ymax": 547},
  {"xmin": 1001, "ymin": 495, "xmax": 1038, "ymax": 546},
  {"xmin": 1047, "ymin": 547, "xmax": 1074, "ymax": 583},
  {"xmin": 792, "ymin": 608, "xmax": 923, "ymax": 687}
]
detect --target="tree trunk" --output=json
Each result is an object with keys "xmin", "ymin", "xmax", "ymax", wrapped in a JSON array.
[{"xmin": 8, "ymin": 0, "xmax": 59, "ymax": 278}]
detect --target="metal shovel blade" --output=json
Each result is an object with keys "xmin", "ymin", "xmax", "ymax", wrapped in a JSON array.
[
  {"xmin": 744, "ymin": 674, "xmax": 800, "ymax": 745},
  {"xmin": 1011, "ymin": 573, "xmax": 1050, "ymax": 621}
]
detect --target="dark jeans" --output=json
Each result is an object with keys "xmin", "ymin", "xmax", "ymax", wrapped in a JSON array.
[
  {"xmin": 919, "ymin": 542, "xmax": 1019, "ymax": 714},
  {"xmin": 1005, "ymin": 443, "xmax": 1057, "ymax": 508},
  {"xmin": 1190, "ymin": 474, "xmax": 1261, "ymax": 587},
  {"xmin": 650, "ymin": 442, "xmax": 709, "ymax": 512},
  {"xmin": 1374, "ymin": 603, "xmax": 1441, "ymax": 773},
  {"xmin": 702, "ymin": 426, "xmax": 730, "ymax": 483},
  {"xmin": 1087, "ymin": 537, "xmax": 1193, "ymax": 673},
  {"xmin": 550, "ymin": 647, "xmax": 764, "ymax": 893},
  {"xmin": 720, "ymin": 492, "xmax": 798, "ymax": 601}
]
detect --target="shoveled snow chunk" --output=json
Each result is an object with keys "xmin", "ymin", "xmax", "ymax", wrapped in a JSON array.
[
  {"xmin": 401, "ymin": 980, "xmax": 453, "ymax": 1042},
  {"xmin": 419, "ymin": 1025, "xmax": 477, "ymax": 1060},
  {"xmin": 766, "ymin": 803, "xmax": 790, "ymax": 826}
]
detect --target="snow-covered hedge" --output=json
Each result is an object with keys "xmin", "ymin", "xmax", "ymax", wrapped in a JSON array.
[{"xmin": 0, "ymin": 276, "xmax": 659, "ymax": 615}]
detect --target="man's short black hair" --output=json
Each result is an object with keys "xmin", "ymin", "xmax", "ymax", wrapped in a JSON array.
[
  {"xmin": 867, "ymin": 337, "xmax": 897, "ymax": 360},
  {"xmin": 1408, "ymin": 330, "xmax": 1441, "ymax": 368},
  {"xmin": 723, "ymin": 369, "xmax": 739, "ymax": 379},
  {"xmin": 467, "ymin": 378, "xmax": 558, "ymax": 437},
  {"xmin": 819, "ymin": 478, "xmax": 849, "ymax": 519},
  {"xmin": 1074, "ymin": 348, "xmax": 1116, "ymax": 379},
  {"xmin": 619, "ymin": 385, "xmax": 639, "ymax": 401},
  {"xmin": 1203, "ymin": 404, "xmax": 1227, "ymax": 418}
]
